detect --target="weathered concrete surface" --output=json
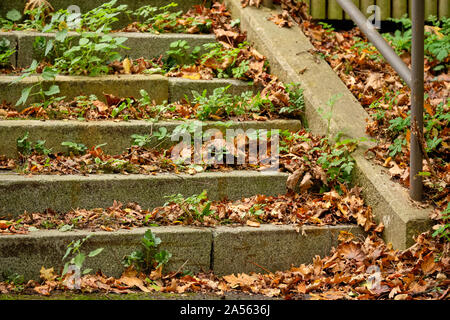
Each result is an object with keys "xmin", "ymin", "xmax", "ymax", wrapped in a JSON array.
[
  {"xmin": 212, "ymin": 224, "xmax": 365, "ymax": 276},
  {"xmin": 0, "ymin": 74, "xmax": 168, "ymax": 109},
  {"xmin": 11, "ymin": 31, "xmax": 215, "ymax": 68},
  {"xmin": 0, "ymin": 0, "xmax": 211, "ymax": 29},
  {"xmin": 0, "ymin": 171, "xmax": 289, "ymax": 217},
  {"xmin": 224, "ymin": 0, "xmax": 433, "ymax": 249},
  {"xmin": 0, "ymin": 119, "xmax": 302, "ymax": 158},
  {"xmin": 169, "ymin": 78, "xmax": 261, "ymax": 102},
  {"xmin": 0, "ymin": 226, "xmax": 212, "ymax": 280},
  {"xmin": 0, "ymin": 223, "xmax": 364, "ymax": 281},
  {"xmin": 0, "ymin": 74, "xmax": 258, "ymax": 110},
  {"xmin": 0, "ymin": 33, "xmax": 17, "ymax": 68}
]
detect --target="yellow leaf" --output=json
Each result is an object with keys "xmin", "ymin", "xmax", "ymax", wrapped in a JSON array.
[
  {"xmin": 123, "ymin": 58, "xmax": 132, "ymax": 74},
  {"xmin": 40, "ymin": 266, "xmax": 57, "ymax": 281},
  {"xmin": 246, "ymin": 220, "xmax": 260, "ymax": 228},
  {"xmin": 181, "ymin": 73, "xmax": 201, "ymax": 80}
]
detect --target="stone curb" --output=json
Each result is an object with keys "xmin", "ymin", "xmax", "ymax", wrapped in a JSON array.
[
  {"xmin": 0, "ymin": 224, "xmax": 363, "ymax": 280},
  {"xmin": 224, "ymin": 0, "xmax": 432, "ymax": 249},
  {"xmin": 0, "ymin": 171, "xmax": 289, "ymax": 217},
  {"xmin": 0, "ymin": 119, "xmax": 302, "ymax": 158}
]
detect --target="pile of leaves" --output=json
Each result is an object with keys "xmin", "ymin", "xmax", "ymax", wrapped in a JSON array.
[{"xmin": 0, "ymin": 186, "xmax": 375, "ymax": 234}]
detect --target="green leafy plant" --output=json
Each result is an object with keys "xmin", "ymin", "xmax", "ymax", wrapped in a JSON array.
[
  {"xmin": 16, "ymin": 132, "xmax": 52, "ymax": 155},
  {"xmin": 166, "ymin": 40, "xmax": 200, "ymax": 67},
  {"xmin": 81, "ymin": 0, "xmax": 128, "ymax": 32},
  {"xmin": 62, "ymin": 235, "xmax": 104, "ymax": 276},
  {"xmin": 122, "ymin": 229, "xmax": 171, "ymax": 273},
  {"xmin": 12, "ymin": 60, "xmax": 62, "ymax": 107},
  {"xmin": 0, "ymin": 37, "xmax": 15, "ymax": 67},
  {"xmin": 432, "ymin": 203, "xmax": 450, "ymax": 242},
  {"xmin": 280, "ymin": 82, "xmax": 305, "ymax": 115},
  {"xmin": 317, "ymin": 137, "xmax": 357, "ymax": 188},
  {"xmin": 61, "ymin": 141, "xmax": 87, "ymax": 155},
  {"xmin": 54, "ymin": 30, "xmax": 129, "ymax": 76},
  {"xmin": 163, "ymin": 190, "xmax": 215, "ymax": 222},
  {"xmin": 384, "ymin": 15, "xmax": 449, "ymax": 71}
]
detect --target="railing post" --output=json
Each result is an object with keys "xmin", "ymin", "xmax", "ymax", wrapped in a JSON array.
[{"xmin": 409, "ymin": 0, "xmax": 424, "ymax": 201}]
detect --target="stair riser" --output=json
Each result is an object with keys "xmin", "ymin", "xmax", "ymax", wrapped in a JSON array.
[
  {"xmin": 0, "ymin": 1, "xmax": 211, "ymax": 29},
  {"xmin": 0, "ymin": 224, "xmax": 365, "ymax": 280},
  {"xmin": 0, "ymin": 76, "xmax": 256, "ymax": 110},
  {"xmin": 0, "ymin": 172, "xmax": 289, "ymax": 217},
  {"xmin": 0, "ymin": 32, "xmax": 216, "ymax": 69},
  {"xmin": 0, "ymin": 120, "xmax": 302, "ymax": 158}
]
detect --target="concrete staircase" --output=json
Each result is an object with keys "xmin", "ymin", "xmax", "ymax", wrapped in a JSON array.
[{"xmin": 0, "ymin": 0, "xmax": 363, "ymax": 280}]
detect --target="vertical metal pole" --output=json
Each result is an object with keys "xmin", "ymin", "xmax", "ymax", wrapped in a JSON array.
[{"xmin": 410, "ymin": 0, "xmax": 424, "ymax": 201}]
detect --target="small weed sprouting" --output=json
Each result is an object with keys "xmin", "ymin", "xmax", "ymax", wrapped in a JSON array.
[
  {"xmin": 62, "ymin": 235, "xmax": 104, "ymax": 276},
  {"xmin": 0, "ymin": 38, "xmax": 15, "ymax": 67},
  {"xmin": 61, "ymin": 141, "xmax": 88, "ymax": 155},
  {"xmin": 122, "ymin": 229, "xmax": 171, "ymax": 274},
  {"xmin": 16, "ymin": 132, "xmax": 52, "ymax": 156},
  {"xmin": 280, "ymin": 82, "xmax": 305, "ymax": 116},
  {"xmin": 432, "ymin": 203, "xmax": 450, "ymax": 242},
  {"xmin": 163, "ymin": 190, "xmax": 215, "ymax": 223}
]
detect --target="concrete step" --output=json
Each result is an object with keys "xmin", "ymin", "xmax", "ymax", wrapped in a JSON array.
[
  {"xmin": 0, "ymin": 75, "xmax": 257, "ymax": 109},
  {"xmin": 0, "ymin": 224, "xmax": 365, "ymax": 280},
  {"xmin": 0, "ymin": 119, "xmax": 302, "ymax": 158},
  {"xmin": 0, "ymin": 171, "xmax": 290, "ymax": 217},
  {"xmin": 0, "ymin": 31, "xmax": 216, "ymax": 68},
  {"xmin": 0, "ymin": 1, "xmax": 211, "ymax": 29}
]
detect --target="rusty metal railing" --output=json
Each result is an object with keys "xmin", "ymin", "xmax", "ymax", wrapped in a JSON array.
[{"xmin": 263, "ymin": 0, "xmax": 425, "ymax": 200}]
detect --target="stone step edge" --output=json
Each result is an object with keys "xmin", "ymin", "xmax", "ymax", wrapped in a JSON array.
[
  {"xmin": 0, "ymin": 31, "xmax": 217, "ymax": 69},
  {"xmin": 0, "ymin": 171, "xmax": 290, "ymax": 217},
  {"xmin": 0, "ymin": 119, "xmax": 302, "ymax": 158},
  {"xmin": 0, "ymin": 75, "xmax": 258, "ymax": 110},
  {"xmin": 0, "ymin": 224, "xmax": 365, "ymax": 280}
]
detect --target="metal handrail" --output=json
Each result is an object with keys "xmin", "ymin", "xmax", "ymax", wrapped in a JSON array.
[{"xmin": 262, "ymin": 0, "xmax": 425, "ymax": 200}]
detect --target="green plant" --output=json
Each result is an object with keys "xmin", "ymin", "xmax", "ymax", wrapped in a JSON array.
[
  {"xmin": 384, "ymin": 15, "xmax": 449, "ymax": 71},
  {"xmin": 280, "ymin": 82, "xmax": 305, "ymax": 115},
  {"xmin": 122, "ymin": 229, "xmax": 171, "ymax": 273},
  {"xmin": 16, "ymin": 132, "xmax": 52, "ymax": 155},
  {"xmin": 432, "ymin": 203, "xmax": 450, "ymax": 242},
  {"xmin": 53, "ymin": 30, "xmax": 129, "ymax": 76},
  {"xmin": 317, "ymin": 138, "xmax": 357, "ymax": 188},
  {"xmin": 318, "ymin": 93, "xmax": 343, "ymax": 138},
  {"xmin": 62, "ymin": 235, "xmax": 104, "ymax": 276},
  {"xmin": 163, "ymin": 190, "xmax": 215, "ymax": 222},
  {"xmin": 165, "ymin": 40, "xmax": 199, "ymax": 67},
  {"xmin": 81, "ymin": 0, "xmax": 128, "ymax": 32},
  {"xmin": 192, "ymin": 86, "xmax": 235, "ymax": 119},
  {"xmin": 12, "ymin": 60, "xmax": 62, "ymax": 107},
  {"xmin": 61, "ymin": 141, "xmax": 87, "ymax": 155},
  {"xmin": 200, "ymin": 42, "xmax": 249, "ymax": 78},
  {"xmin": 0, "ymin": 38, "xmax": 15, "ymax": 67},
  {"xmin": 388, "ymin": 137, "xmax": 406, "ymax": 157}
]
